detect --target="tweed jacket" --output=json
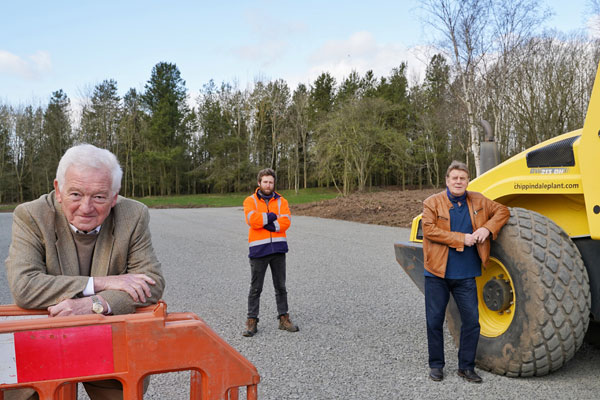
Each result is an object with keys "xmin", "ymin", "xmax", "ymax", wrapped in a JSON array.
[
  {"xmin": 422, "ymin": 190, "xmax": 510, "ymax": 278},
  {"xmin": 5, "ymin": 191, "xmax": 165, "ymax": 315}
]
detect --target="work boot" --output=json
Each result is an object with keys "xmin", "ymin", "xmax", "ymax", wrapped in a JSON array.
[
  {"xmin": 242, "ymin": 318, "xmax": 258, "ymax": 337},
  {"xmin": 278, "ymin": 313, "xmax": 299, "ymax": 332}
]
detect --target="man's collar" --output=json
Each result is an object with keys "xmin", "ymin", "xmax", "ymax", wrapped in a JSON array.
[
  {"xmin": 69, "ymin": 224, "xmax": 101, "ymax": 235},
  {"xmin": 257, "ymin": 190, "xmax": 274, "ymax": 199},
  {"xmin": 255, "ymin": 188, "xmax": 279, "ymax": 200},
  {"xmin": 446, "ymin": 187, "xmax": 467, "ymax": 203}
]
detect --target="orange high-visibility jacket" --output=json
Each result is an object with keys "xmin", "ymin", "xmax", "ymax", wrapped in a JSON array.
[{"xmin": 243, "ymin": 189, "xmax": 291, "ymax": 258}]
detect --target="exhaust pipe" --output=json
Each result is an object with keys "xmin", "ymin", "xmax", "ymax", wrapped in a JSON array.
[{"xmin": 479, "ymin": 119, "xmax": 501, "ymax": 174}]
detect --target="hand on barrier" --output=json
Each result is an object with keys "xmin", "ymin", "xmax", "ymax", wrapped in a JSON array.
[
  {"xmin": 94, "ymin": 274, "xmax": 156, "ymax": 303},
  {"xmin": 48, "ymin": 296, "xmax": 106, "ymax": 317}
]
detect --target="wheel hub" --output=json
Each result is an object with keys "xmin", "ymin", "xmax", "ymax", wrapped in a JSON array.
[{"xmin": 482, "ymin": 277, "xmax": 513, "ymax": 312}]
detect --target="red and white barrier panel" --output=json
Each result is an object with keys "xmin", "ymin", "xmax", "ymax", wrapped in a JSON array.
[{"xmin": 0, "ymin": 325, "xmax": 114, "ymax": 384}]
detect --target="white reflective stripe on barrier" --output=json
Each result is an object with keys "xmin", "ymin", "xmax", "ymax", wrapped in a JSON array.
[
  {"xmin": 0, "ymin": 315, "xmax": 48, "ymax": 321},
  {"xmin": 0, "ymin": 332, "xmax": 17, "ymax": 384}
]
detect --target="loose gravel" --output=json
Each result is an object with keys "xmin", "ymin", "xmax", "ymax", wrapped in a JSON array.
[{"xmin": 1, "ymin": 208, "xmax": 600, "ymax": 399}]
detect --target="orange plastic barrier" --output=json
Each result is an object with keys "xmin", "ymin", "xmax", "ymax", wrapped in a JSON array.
[{"xmin": 0, "ymin": 302, "xmax": 259, "ymax": 400}]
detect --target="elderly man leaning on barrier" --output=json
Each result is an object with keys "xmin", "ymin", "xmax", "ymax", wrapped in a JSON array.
[
  {"xmin": 422, "ymin": 160, "xmax": 509, "ymax": 384},
  {"xmin": 4, "ymin": 144, "xmax": 165, "ymax": 400}
]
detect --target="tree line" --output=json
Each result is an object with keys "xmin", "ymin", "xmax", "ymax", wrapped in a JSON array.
[{"xmin": 1, "ymin": 2, "xmax": 599, "ymax": 204}]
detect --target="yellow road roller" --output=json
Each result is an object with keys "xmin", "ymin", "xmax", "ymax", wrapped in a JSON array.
[{"xmin": 395, "ymin": 62, "xmax": 600, "ymax": 377}]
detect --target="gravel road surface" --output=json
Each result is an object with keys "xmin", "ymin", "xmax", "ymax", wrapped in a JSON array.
[{"xmin": 1, "ymin": 208, "xmax": 599, "ymax": 399}]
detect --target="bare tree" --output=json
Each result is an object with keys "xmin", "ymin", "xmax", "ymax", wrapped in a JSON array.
[
  {"xmin": 501, "ymin": 34, "xmax": 599, "ymax": 152},
  {"xmin": 419, "ymin": 0, "xmax": 549, "ymax": 175},
  {"xmin": 266, "ymin": 80, "xmax": 290, "ymax": 170},
  {"xmin": 0, "ymin": 104, "xmax": 13, "ymax": 203},
  {"xmin": 590, "ymin": 0, "xmax": 600, "ymax": 38},
  {"xmin": 289, "ymin": 84, "xmax": 310, "ymax": 192},
  {"xmin": 316, "ymin": 97, "xmax": 393, "ymax": 194}
]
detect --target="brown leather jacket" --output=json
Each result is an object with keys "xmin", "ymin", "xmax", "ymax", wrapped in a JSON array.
[{"xmin": 422, "ymin": 190, "xmax": 510, "ymax": 278}]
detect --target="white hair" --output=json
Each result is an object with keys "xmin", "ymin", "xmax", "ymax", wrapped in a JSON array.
[{"xmin": 56, "ymin": 144, "xmax": 122, "ymax": 194}]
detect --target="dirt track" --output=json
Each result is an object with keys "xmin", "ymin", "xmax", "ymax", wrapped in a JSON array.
[{"xmin": 292, "ymin": 188, "xmax": 440, "ymax": 228}]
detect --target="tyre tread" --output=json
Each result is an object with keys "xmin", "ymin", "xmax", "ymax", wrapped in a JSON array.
[{"xmin": 475, "ymin": 208, "xmax": 591, "ymax": 377}]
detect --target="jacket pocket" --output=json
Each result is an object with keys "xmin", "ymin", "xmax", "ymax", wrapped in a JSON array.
[
  {"xmin": 435, "ymin": 215, "xmax": 450, "ymax": 230},
  {"xmin": 473, "ymin": 208, "xmax": 485, "ymax": 226}
]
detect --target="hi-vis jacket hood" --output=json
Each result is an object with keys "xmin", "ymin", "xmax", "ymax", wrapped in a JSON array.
[{"xmin": 243, "ymin": 188, "xmax": 291, "ymax": 258}]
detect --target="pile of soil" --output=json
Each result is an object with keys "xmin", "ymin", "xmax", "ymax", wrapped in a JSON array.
[{"xmin": 292, "ymin": 188, "xmax": 440, "ymax": 228}]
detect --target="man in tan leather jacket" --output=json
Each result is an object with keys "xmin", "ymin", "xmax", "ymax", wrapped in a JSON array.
[{"xmin": 422, "ymin": 161, "xmax": 509, "ymax": 383}]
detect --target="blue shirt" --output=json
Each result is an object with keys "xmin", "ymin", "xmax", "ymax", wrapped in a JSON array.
[{"xmin": 424, "ymin": 191, "xmax": 482, "ymax": 279}]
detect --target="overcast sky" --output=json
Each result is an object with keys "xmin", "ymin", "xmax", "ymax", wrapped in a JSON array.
[{"xmin": 1, "ymin": 0, "xmax": 598, "ymax": 107}]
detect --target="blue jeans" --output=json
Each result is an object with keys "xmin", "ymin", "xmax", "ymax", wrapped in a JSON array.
[
  {"xmin": 248, "ymin": 253, "xmax": 288, "ymax": 319},
  {"xmin": 425, "ymin": 276, "xmax": 480, "ymax": 370}
]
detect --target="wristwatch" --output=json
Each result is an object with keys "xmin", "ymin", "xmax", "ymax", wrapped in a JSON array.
[{"xmin": 91, "ymin": 296, "xmax": 105, "ymax": 314}]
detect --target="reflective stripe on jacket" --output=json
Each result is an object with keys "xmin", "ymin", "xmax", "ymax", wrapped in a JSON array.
[
  {"xmin": 243, "ymin": 189, "xmax": 291, "ymax": 258},
  {"xmin": 422, "ymin": 190, "xmax": 510, "ymax": 278}
]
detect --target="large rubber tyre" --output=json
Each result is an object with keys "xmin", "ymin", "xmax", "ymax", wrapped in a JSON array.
[{"xmin": 446, "ymin": 207, "xmax": 591, "ymax": 377}]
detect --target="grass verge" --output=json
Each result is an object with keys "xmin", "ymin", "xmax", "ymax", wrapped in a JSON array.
[
  {"xmin": 134, "ymin": 187, "xmax": 338, "ymax": 208},
  {"xmin": 0, "ymin": 204, "xmax": 17, "ymax": 212},
  {"xmin": 0, "ymin": 188, "xmax": 339, "ymax": 212}
]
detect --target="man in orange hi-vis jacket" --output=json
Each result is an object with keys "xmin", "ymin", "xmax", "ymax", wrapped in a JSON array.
[{"xmin": 242, "ymin": 168, "xmax": 299, "ymax": 337}]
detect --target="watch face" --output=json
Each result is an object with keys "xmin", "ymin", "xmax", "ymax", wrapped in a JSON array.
[{"xmin": 92, "ymin": 298, "xmax": 104, "ymax": 314}]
